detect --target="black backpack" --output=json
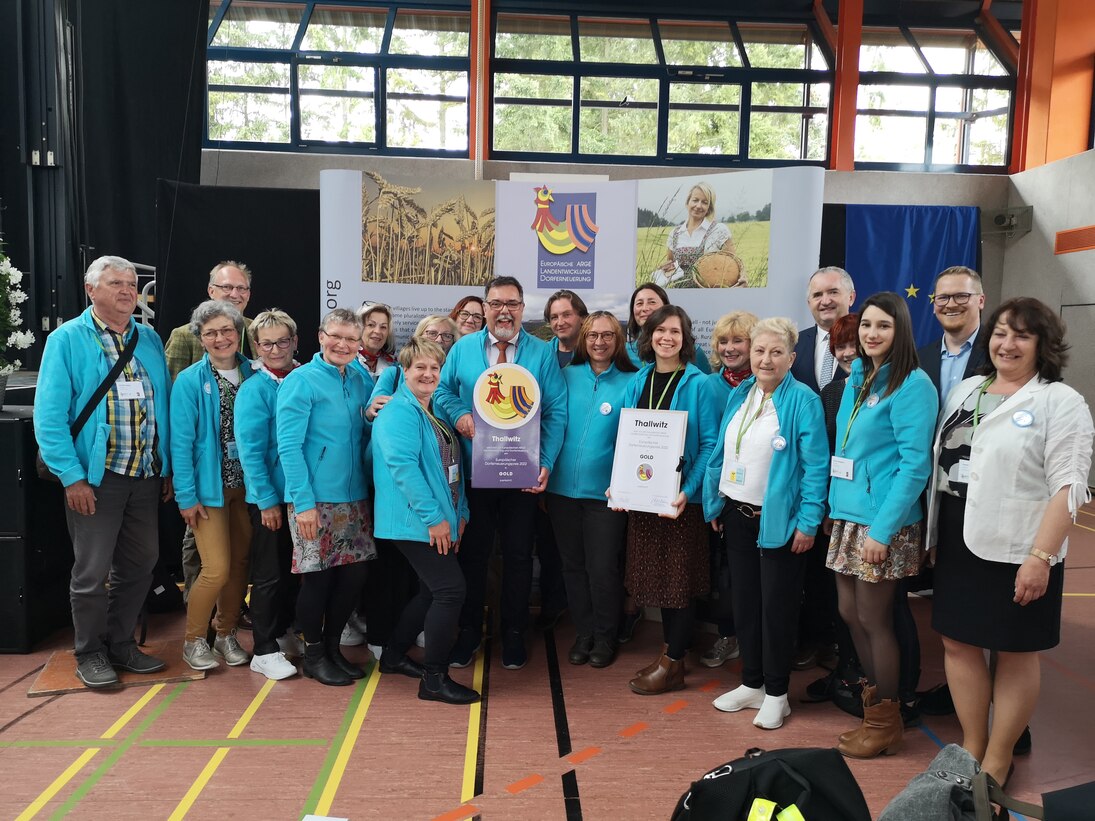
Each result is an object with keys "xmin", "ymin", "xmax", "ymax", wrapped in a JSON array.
[{"xmin": 671, "ymin": 747, "xmax": 872, "ymax": 821}]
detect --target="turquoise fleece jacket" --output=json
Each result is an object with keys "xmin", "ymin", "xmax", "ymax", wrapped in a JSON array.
[
  {"xmin": 621, "ymin": 362, "xmax": 717, "ymax": 504},
  {"xmin": 371, "ymin": 383, "xmax": 470, "ymax": 542},
  {"xmin": 35, "ymin": 307, "xmax": 171, "ymax": 487},
  {"xmin": 276, "ymin": 352, "xmax": 373, "ymax": 513},
  {"xmin": 234, "ymin": 367, "xmax": 287, "ymax": 510},
  {"xmin": 702, "ymin": 373, "xmax": 829, "ymax": 547},
  {"xmin": 827, "ymin": 359, "xmax": 938, "ymax": 544},
  {"xmin": 706, "ymin": 368, "xmax": 738, "ymax": 408},
  {"xmin": 433, "ymin": 329, "xmax": 567, "ymax": 476},
  {"xmin": 626, "ymin": 339, "xmax": 713, "ymax": 374},
  {"xmin": 170, "ymin": 353, "xmax": 255, "ymax": 509},
  {"xmin": 547, "ymin": 362, "xmax": 634, "ymax": 501}
]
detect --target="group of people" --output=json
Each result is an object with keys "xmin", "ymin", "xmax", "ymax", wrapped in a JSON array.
[{"xmin": 36, "ymin": 257, "xmax": 1092, "ymax": 780}]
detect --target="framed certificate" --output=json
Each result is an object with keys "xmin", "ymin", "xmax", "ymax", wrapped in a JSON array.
[{"xmin": 608, "ymin": 408, "xmax": 688, "ymax": 516}]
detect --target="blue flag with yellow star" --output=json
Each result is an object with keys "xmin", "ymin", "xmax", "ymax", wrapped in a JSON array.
[{"xmin": 845, "ymin": 205, "xmax": 980, "ymax": 347}]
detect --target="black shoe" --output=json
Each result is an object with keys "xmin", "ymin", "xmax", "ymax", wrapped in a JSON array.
[
  {"xmin": 502, "ymin": 631, "xmax": 527, "ymax": 670},
  {"xmin": 617, "ymin": 610, "xmax": 642, "ymax": 644},
  {"xmin": 107, "ymin": 642, "xmax": 166, "ymax": 674},
  {"xmin": 1013, "ymin": 726, "xmax": 1032, "ymax": 757},
  {"xmin": 419, "ymin": 671, "xmax": 480, "ymax": 704},
  {"xmin": 901, "ymin": 699, "xmax": 922, "ymax": 728},
  {"xmin": 324, "ymin": 640, "xmax": 365, "ymax": 680},
  {"xmin": 801, "ymin": 671, "xmax": 838, "ymax": 703},
  {"xmin": 588, "ymin": 639, "xmax": 616, "ymax": 668},
  {"xmin": 448, "ymin": 628, "xmax": 481, "ymax": 669},
  {"xmin": 379, "ymin": 652, "xmax": 426, "ymax": 679},
  {"xmin": 568, "ymin": 635, "xmax": 593, "ymax": 665},
  {"xmin": 76, "ymin": 651, "xmax": 120, "ymax": 688},
  {"xmin": 302, "ymin": 645, "xmax": 352, "ymax": 686},
  {"xmin": 792, "ymin": 644, "xmax": 819, "ymax": 671},
  {"xmin": 917, "ymin": 683, "xmax": 956, "ymax": 716},
  {"xmin": 535, "ymin": 607, "xmax": 567, "ymax": 631}
]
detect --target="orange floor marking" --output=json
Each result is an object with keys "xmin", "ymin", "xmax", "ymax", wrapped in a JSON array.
[
  {"xmin": 504, "ymin": 774, "xmax": 544, "ymax": 795},
  {"xmin": 699, "ymin": 680, "xmax": 723, "ymax": 692},
  {"xmin": 567, "ymin": 746, "xmax": 602, "ymax": 764},
  {"xmin": 431, "ymin": 804, "xmax": 480, "ymax": 821},
  {"xmin": 618, "ymin": 721, "xmax": 649, "ymax": 738},
  {"xmin": 662, "ymin": 699, "xmax": 689, "ymax": 714}
]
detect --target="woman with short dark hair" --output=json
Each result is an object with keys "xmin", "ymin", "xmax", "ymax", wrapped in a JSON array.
[{"xmin": 928, "ymin": 297, "xmax": 1093, "ymax": 784}]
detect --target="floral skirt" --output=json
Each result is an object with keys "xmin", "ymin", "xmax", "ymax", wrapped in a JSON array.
[
  {"xmin": 288, "ymin": 501, "xmax": 377, "ymax": 574},
  {"xmin": 826, "ymin": 519, "xmax": 922, "ymax": 583},
  {"xmin": 625, "ymin": 504, "xmax": 710, "ymax": 608}
]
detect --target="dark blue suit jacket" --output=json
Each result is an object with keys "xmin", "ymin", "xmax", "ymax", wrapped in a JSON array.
[
  {"xmin": 791, "ymin": 325, "xmax": 821, "ymax": 394},
  {"xmin": 916, "ymin": 333, "xmax": 988, "ymax": 398}
]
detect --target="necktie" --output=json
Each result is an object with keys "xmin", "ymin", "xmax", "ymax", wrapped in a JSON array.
[
  {"xmin": 819, "ymin": 333, "xmax": 835, "ymax": 389},
  {"xmin": 496, "ymin": 341, "xmax": 509, "ymax": 364}
]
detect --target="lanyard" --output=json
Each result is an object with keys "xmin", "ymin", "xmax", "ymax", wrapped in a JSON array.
[
  {"xmin": 648, "ymin": 364, "xmax": 682, "ymax": 410},
  {"xmin": 971, "ymin": 375, "xmax": 996, "ymax": 432},
  {"xmin": 839, "ymin": 368, "xmax": 879, "ymax": 454},
  {"xmin": 734, "ymin": 387, "xmax": 770, "ymax": 457},
  {"xmin": 425, "ymin": 405, "xmax": 456, "ymax": 455},
  {"xmin": 93, "ymin": 324, "xmax": 137, "ymax": 380}
]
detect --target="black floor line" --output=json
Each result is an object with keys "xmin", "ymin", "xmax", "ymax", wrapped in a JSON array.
[{"xmin": 545, "ymin": 628, "xmax": 583, "ymax": 819}]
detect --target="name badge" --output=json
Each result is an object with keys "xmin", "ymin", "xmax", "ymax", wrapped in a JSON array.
[
  {"xmin": 771, "ymin": 435, "xmax": 787, "ymax": 451},
  {"xmin": 724, "ymin": 461, "xmax": 747, "ymax": 486},
  {"xmin": 866, "ymin": 394, "xmax": 880, "ymax": 408},
  {"xmin": 448, "ymin": 464, "xmax": 460, "ymax": 484},
  {"xmin": 1012, "ymin": 410, "xmax": 1034, "ymax": 428},
  {"xmin": 116, "ymin": 380, "xmax": 145, "ymax": 400},
  {"xmin": 830, "ymin": 456, "xmax": 854, "ymax": 480},
  {"xmin": 599, "ymin": 402, "xmax": 613, "ymax": 416},
  {"xmin": 956, "ymin": 459, "xmax": 971, "ymax": 483},
  {"xmin": 226, "ymin": 440, "xmax": 239, "ymax": 461}
]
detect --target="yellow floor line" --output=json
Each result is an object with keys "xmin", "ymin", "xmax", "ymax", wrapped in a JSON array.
[
  {"xmin": 1074, "ymin": 522, "xmax": 1095, "ymax": 533},
  {"xmin": 1064, "ymin": 593, "xmax": 1095, "ymax": 597},
  {"xmin": 314, "ymin": 670, "xmax": 383, "ymax": 816},
  {"xmin": 102, "ymin": 684, "xmax": 165, "ymax": 739},
  {"xmin": 460, "ymin": 652, "xmax": 487, "ymax": 804},
  {"xmin": 166, "ymin": 679, "xmax": 276, "ymax": 821},
  {"xmin": 14, "ymin": 749, "xmax": 100, "ymax": 821}
]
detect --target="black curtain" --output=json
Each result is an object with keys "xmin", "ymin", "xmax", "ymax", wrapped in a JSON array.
[
  {"xmin": 77, "ymin": 0, "xmax": 206, "ymax": 267},
  {"xmin": 155, "ymin": 180, "xmax": 322, "ymax": 360}
]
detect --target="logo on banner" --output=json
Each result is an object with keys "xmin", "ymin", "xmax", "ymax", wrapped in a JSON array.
[
  {"xmin": 530, "ymin": 185, "xmax": 598, "ymax": 289},
  {"xmin": 473, "ymin": 363, "xmax": 539, "ymax": 430}
]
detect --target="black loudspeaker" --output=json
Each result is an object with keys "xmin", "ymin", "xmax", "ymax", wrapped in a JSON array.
[{"xmin": 0, "ymin": 407, "xmax": 74, "ymax": 653}]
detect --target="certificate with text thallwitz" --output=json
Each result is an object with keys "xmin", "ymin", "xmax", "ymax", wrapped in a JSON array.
[{"xmin": 607, "ymin": 408, "xmax": 688, "ymax": 516}]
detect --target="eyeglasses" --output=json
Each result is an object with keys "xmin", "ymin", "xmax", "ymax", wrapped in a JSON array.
[
  {"xmin": 486, "ymin": 299, "xmax": 523, "ymax": 311},
  {"xmin": 200, "ymin": 327, "xmax": 239, "ymax": 341},
  {"xmin": 256, "ymin": 337, "xmax": 293, "ymax": 352},
  {"xmin": 210, "ymin": 283, "xmax": 251, "ymax": 295},
  {"xmin": 456, "ymin": 310, "xmax": 484, "ymax": 324},
  {"xmin": 321, "ymin": 330, "xmax": 361, "ymax": 346},
  {"xmin": 423, "ymin": 330, "xmax": 455, "ymax": 343},
  {"xmin": 935, "ymin": 292, "xmax": 976, "ymax": 306},
  {"xmin": 585, "ymin": 331, "xmax": 617, "ymax": 342}
]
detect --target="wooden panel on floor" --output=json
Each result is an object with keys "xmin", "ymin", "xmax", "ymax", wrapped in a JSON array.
[{"xmin": 27, "ymin": 643, "xmax": 205, "ymax": 697}]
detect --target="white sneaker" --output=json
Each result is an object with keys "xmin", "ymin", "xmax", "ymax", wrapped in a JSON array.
[
  {"xmin": 250, "ymin": 651, "xmax": 298, "ymax": 681},
  {"xmin": 415, "ymin": 631, "xmax": 426, "ymax": 649},
  {"xmin": 348, "ymin": 611, "xmax": 369, "ymax": 634},
  {"xmin": 340, "ymin": 623, "xmax": 365, "ymax": 646},
  {"xmin": 367, "ymin": 643, "xmax": 384, "ymax": 662},
  {"xmin": 713, "ymin": 684, "xmax": 765, "ymax": 713},
  {"xmin": 753, "ymin": 694, "xmax": 791, "ymax": 730},
  {"xmin": 277, "ymin": 631, "xmax": 304, "ymax": 658}
]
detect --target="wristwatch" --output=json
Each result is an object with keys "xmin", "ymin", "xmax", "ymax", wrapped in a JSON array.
[{"xmin": 1029, "ymin": 548, "xmax": 1059, "ymax": 567}]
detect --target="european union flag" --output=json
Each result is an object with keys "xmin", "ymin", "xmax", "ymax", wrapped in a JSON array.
[{"xmin": 844, "ymin": 205, "xmax": 980, "ymax": 347}]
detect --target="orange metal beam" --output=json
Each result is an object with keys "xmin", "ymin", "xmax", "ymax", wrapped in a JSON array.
[
  {"xmin": 828, "ymin": 0, "xmax": 862, "ymax": 171},
  {"xmin": 812, "ymin": 0, "xmax": 837, "ymax": 55},
  {"xmin": 977, "ymin": 0, "xmax": 1019, "ymax": 71},
  {"xmin": 469, "ymin": 0, "xmax": 491, "ymax": 168},
  {"xmin": 1009, "ymin": 0, "xmax": 1036, "ymax": 173}
]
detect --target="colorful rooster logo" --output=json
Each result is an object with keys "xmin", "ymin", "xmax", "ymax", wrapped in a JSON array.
[
  {"xmin": 530, "ymin": 185, "xmax": 599, "ymax": 255},
  {"xmin": 483, "ymin": 370, "xmax": 535, "ymax": 421}
]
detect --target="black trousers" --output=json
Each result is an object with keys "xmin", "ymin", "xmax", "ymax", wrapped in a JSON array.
[
  {"xmin": 388, "ymin": 539, "xmax": 467, "ymax": 670},
  {"xmin": 295, "ymin": 561, "xmax": 369, "ymax": 645},
  {"xmin": 458, "ymin": 488, "xmax": 537, "ymax": 635},
  {"xmin": 361, "ymin": 538, "xmax": 418, "ymax": 646},
  {"xmin": 798, "ymin": 527, "xmax": 839, "ymax": 649},
  {"xmin": 722, "ymin": 502, "xmax": 807, "ymax": 697},
  {"xmin": 544, "ymin": 493, "xmax": 626, "ymax": 643},
  {"xmin": 247, "ymin": 504, "xmax": 300, "ymax": 655},
  {"xmin": 534, "ymin": 503, "xmax": 568, "ymax": 614}
]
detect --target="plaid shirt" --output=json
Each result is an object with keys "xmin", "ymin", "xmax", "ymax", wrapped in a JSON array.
[
  {"xmin": 92, "ymin": 313, "xmax": 161, "ymax": 478},
  {"xmin": 165, "ymin": 318, "xmax": 253, "ymax": 380}
]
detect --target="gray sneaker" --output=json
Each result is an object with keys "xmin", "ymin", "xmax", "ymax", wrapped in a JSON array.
[
  {"xmin": 183, "ymin": 638, "xmax": 220, "ymax": 671},
  {"xmin": 700, "ymin": 635, "xmax": 740, "ymax": 668},
  {"xmin": 76, "ymin": 650, "xmax": 120, "ymax": 688},
  {"xmin": 214, "ymin": 630, "xmax": 251, "ymax": 666}
]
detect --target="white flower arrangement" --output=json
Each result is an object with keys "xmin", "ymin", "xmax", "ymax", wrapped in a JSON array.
[{"xmin": 1, "ymin": 249, "xmax": 35, "ymax": 376}]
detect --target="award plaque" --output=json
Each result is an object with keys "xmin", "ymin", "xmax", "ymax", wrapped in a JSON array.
[{"xmin": 470, "ymin": 362, "xmax": 541, "ymax": 488}]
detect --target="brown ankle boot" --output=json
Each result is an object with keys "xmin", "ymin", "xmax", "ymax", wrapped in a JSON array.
[
  {"xmin": 839, "ymin": 683, "xmax": 876, "ymax": 744},
  {"xmin": 629, "ymin": 654, "xmax": 685, "ymax": 695},
  {"xmin": 635, "ymin": 645, "xmax": 669, "ymax": 678},
  {"xmin": 837, "ymin": 698, "xmax": 903, "ymax": 758}
]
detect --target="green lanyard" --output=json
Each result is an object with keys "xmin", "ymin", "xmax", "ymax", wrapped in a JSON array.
[
  {"xmin": 971, "ymin": 375, "xmax": 996, "ymax": 433},
  {"xmin": 648, "ymin": 364, "xmax": 682, "ymax": 410},
  {"xmin": 425, "ymin": 405, "xmax": 455, "ymax": 455},
  {"xmin": 734, "ymin": 387, "xmax": 770, "ymax": 457},
  {"xmin": 93, "ymin": 324, "xmax": 137, "ymax": 381},
  {"xmin": 839, "ymin": 369, "xmax": 879, "ymax": 454}
]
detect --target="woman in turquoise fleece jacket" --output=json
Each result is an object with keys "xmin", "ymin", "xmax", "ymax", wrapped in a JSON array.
[
  {"xmin": 275, "ymin": 309, "xmax": 377, "ymax": 687},
  {"xmin": 615, "ymin": 305, "xmax": 718, "ymax": 696},
  {"xmin": 170, "ymin": 301, "xmax": 255, "ymax": 671},
  {"xmin": 546, "ymin": 312, "xmax": 638, "ymax": 669},
  {"xmin": 825, "ymin": 292, "xmax": 937, "ymax": 759}
]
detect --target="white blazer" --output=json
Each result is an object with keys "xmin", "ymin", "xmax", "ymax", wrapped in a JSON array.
[{"xmin": 926, "ymin": 374, "xmax": 1093, "ymax": 564}]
